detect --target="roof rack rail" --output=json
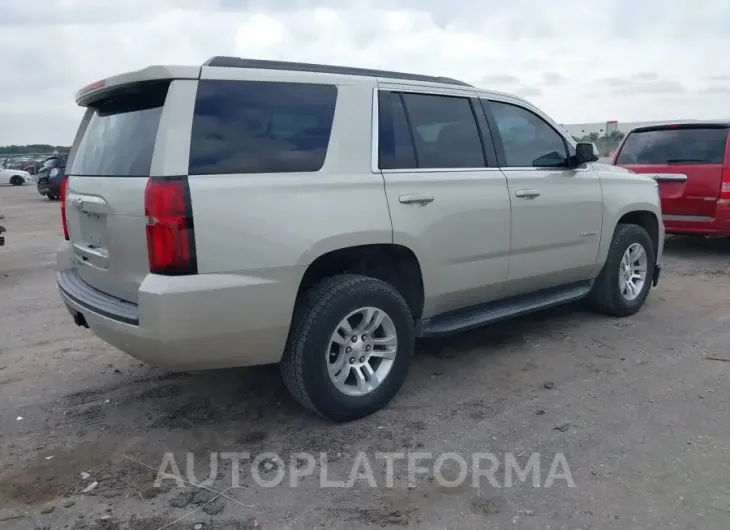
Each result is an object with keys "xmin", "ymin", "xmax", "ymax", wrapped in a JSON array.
[{"xmin": 203, "ymin": 56, "xmax": 473, "ymax": 87}]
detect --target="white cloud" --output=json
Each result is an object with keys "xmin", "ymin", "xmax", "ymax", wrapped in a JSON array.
[{"xmin": 1, "ymin": 0, "xmax": 729, "ymax": 145}]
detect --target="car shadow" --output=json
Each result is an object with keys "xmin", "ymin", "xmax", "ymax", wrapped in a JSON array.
[
  {"xmin": 663, "ymin": 234, "xmax": 730, "ymax": 258},
  {"xmin": 0, "ymin": 300, "xmax": 612, "ymax": 506},
  {"xmin": 50, "ymin": 303, "xmax": 583, "ymax": 441}
]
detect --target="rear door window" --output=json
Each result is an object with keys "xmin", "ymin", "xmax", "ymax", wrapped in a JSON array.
[
  {"xmin": 399, "ymin": 93, "xmax": 486, "ymax": 169},
  {"xmin": 616, "ymin": 127, "xmax": 729, "ymax": 165},
  {"xmin": 378, "ymin": 91, "xmax": 418, "ymax": 169},
  {"xmin": 189, "ymin": 80, "xmax": 337, "ymax": 175},
  {"xmin": 70, "ymin": 81, "xmax": 169, "ymax": 177}
]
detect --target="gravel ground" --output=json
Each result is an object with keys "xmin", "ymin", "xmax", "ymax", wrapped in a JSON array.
[{"xmin": 1, "ymin": 184, "xmax": 730, "ymax": 530}]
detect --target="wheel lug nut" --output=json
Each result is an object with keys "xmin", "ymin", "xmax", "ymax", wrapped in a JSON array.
[
  {"xmin": 362, "ymin": 335, "xmax": 367, "ymax": 341},
  {"xmin": 349, "ymin": 357, "xmax": 355, "ymax": 364},
  {"xmin": 359, "ymin": 356, "xmax": 365, "ymax": 363},
  {"xmin": 346, "ymin": 347, "xmax": 352, "ymax": 353},
  {"xmin": 366, "ymin": 345, "xmax": 371, "ymax": 351},
  {"xmin": 351, "ymin": 336, "xmax": 357, "ymax": 343}
]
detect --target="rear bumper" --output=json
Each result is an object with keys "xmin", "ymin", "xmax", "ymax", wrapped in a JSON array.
[
  {"xmin": 58, "ymin": 269, "xmax": 139, "ymax": 325},
  {"xmin": 663, "ymin": 200, "xmax": 730, "ymax": 235},
  {"xmin": 37, "ymin": 177, "xmax": 60, "ymax": 196},
  {"xmin": 56, "ymin": 242, "xmax": 297, "ymax": 370}
]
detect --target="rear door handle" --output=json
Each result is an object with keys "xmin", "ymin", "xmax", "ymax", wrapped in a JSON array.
[
  {"xmin": 399, "ymin": 194, "xmax": 434, "ymax": 205},
  {"xmin": 514, "ymin": 189, "xmax": 541, "ymax": 199}
]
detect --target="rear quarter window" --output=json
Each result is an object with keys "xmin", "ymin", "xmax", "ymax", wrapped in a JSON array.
[
  {"xmin": 70, "ymin": 81, "xmax": 169, "ymax": 177},
  {"xmin": 188, "ymin": 80, "xmax": 337, "ymax": 175},
  {"xmin": 616, "ymin": 127, "xmax": 729, "ymax": 165}
]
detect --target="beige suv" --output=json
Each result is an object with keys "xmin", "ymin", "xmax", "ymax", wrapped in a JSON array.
[{"xmin": 57, "ymin": 57, "xmax": 664, "ymax": 421}]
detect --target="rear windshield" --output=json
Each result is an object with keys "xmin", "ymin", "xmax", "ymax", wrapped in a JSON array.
[
  {"xmin": 41, "ymin": 158, "xmax": 58, "ymax": 169},
  {"xmin": 616, "ymin": 126, "xmax": 728, "ymax": 165},
  {"xmin": 70, "ymin": 81, "xmax": 169, "ymax": 177},
  {"xmin": 188, "ymin": 80, "xmax": 337, "ymax": 175}
]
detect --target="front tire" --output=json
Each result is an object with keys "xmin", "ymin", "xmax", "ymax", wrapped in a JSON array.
[
  {"xmin": 10, "ymin": 176, "xmax": 24, "ymax": 186},
  {"xmin": 281, "ymin": 274, "xmax": 415, "ymax": 422},
  {"xmin": 587, "ymin": 224, "xmax": 655, "ymax": 317}
]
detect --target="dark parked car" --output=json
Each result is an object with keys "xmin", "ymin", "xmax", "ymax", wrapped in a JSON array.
[{"xmin": 37, "ymin": 155, "xmax": 67, "ymax": 200}]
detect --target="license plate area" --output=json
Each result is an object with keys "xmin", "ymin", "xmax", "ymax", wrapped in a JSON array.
[
  {"xmin": 81, "ymin": 211, "xmax": 107, "ymax": 248},
  {"xmin": 73, "ymin": 212, "xmax": 110, "ymax": 270}
]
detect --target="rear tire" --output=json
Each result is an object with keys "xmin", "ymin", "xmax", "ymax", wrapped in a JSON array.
[
  {"xmin": 587, "ymin": 223, "xmax": 655, "ymax": 317},
  {"xmin": 10, "ymin": 176, "xmax": 24, "ymax": 186},
  {"xmin": 281, "ymin": 274, "xmax": 415, "ymax": 422}
]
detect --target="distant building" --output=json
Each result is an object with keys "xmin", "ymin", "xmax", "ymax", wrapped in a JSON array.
[{"xmin": 560, "ymin": 119, "xmax": 730, "ymax": 139}]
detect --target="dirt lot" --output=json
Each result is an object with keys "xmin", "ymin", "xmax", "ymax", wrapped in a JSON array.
[{"xmin": 1, "ymin": 184, "xmax": 730, "ymax": 530}]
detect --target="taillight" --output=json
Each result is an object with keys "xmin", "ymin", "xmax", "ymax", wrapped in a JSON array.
[
  {"xmin": 60, "ymin": 175, "xmax": 69, "ymax": 240},
  {"xmin": 144, "ymin": 178, "xmax": 197, "ymax": 275},
  {"xmin": 721, "ymin": 167, "xmax": 730, "ymax": 200}
]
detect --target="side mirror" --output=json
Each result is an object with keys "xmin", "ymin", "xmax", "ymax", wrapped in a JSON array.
[{"xmin": 575, "ymin": 142, "xmax": 599, "ymax": 164}]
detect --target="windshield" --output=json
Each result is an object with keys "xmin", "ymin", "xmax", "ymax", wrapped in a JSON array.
[{"xmin": 616, "ymin": 127, "xmax": 728, "ymax": 165}]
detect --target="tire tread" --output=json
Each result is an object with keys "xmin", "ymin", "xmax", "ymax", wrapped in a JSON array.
[
  {"xmin": 280, "ymin": 274, "xmax": 412, "ymax": 419},
  {"xmin": 588, "ymin": 223, "xmax": 654, "ymax": 316}
]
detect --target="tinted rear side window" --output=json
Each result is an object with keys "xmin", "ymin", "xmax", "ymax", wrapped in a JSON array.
[
  {"xmin": 70, "ymin": 81, "xmax": 169, "ymax": 177},
  {"xmin": 378, "ymin": 91, "xmax": 417, "ymax": 169},
  {"xmin": 400, "ymin": 93, "xmax": 485, "ymax": 168},
  {"xmin": 189, "ymin": 80, "xmax": 337, "ymax": 175},
  {"xmin": 616, "ymin": 127, "xmax": 729, "ymax": 165}
]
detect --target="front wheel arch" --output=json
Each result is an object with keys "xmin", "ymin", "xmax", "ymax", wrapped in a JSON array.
[
  {"xmin": 587, "ymin": 223, "xmax": 655, "ymax": 317},
  {"xmin": 616, "ymin": 210, "xmax": 660, "ymax": 262}
]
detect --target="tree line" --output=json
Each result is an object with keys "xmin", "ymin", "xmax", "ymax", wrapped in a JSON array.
[
  {"xmin": 2, "ymin": 133, "xmax": 626, "ymax": 156},
  {"xmin": 572, "ymin": 130, "xmax": 625, "ymax": 143},
  {"xmin": 0, "ymin": 145, "xmax": 71, "ymax": 155}
]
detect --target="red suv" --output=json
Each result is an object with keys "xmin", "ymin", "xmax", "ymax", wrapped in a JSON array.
[{"xmin": 612, "ymin": 122, "xmax": 730, "ymax": 236}]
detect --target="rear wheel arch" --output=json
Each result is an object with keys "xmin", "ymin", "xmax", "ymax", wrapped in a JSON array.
[
  {"xmin": 296, "ymin": 244, "xmax": 425, "ymax": 319},
  {"xmin": 281, "ymin": 274, "xmax": 416, "ymax": 421}
]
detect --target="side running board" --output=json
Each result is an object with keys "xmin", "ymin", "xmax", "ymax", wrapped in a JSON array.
[{"xmin": 418, "ymin": 280, "xmax": 594, "ymax": 338}]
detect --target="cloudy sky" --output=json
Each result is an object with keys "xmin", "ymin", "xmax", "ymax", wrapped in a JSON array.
[{"xmin": 1, "ymin": 0, "xmax": 729, "ymax": 146}]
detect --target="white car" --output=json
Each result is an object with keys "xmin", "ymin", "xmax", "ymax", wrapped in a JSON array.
[{"xmin": 1, "ymin": 168, "xmax": 30, "ymax": 186}]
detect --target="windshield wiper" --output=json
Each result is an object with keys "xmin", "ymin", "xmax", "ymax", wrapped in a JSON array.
[{"xmin": 665, "ymin": 158, "xmax": 706, "ymax": 164}]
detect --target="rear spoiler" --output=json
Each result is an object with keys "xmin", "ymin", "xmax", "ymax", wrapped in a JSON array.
[
  {"xmin": 629, "ymin": 122, "xmax": 730, "ymax": 134},
  {"xmin": 75, "ymin": 65, "xmax": 201, "ymax": 107}
]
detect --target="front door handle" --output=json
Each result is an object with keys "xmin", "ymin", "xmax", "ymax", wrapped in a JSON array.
[
  {"xmin": 514, "ymin": 189, "xmax": 541, "ymax": 199},
  {"xmin": 399, "ymin": 194, "xmax": 434, "ymax": 205}
]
